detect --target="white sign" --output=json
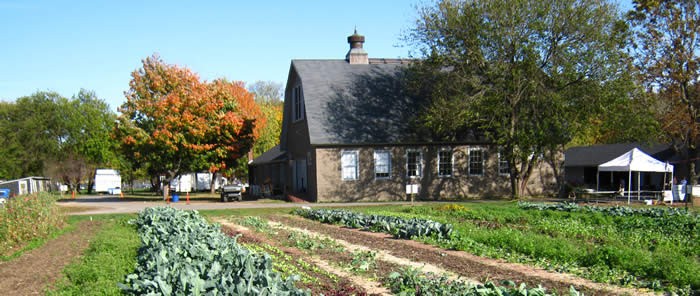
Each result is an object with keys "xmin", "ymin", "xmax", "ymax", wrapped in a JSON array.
[{"xmin": 405, "ymin": 184, "xmax": 419, "ymax": 194}]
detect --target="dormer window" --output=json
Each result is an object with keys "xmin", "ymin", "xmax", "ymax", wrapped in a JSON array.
[{"xmin": 292, "ymin": 85, "xmax": 304, "ymax": 122}]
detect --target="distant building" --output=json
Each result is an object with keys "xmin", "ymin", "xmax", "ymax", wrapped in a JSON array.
[
  {"xmin": 249, "ymin": 31, "xmax": 557, "ymax": 202},
  {"xmin": 0, "ymin": 176, "xmax": 51, "ymax": 197}
]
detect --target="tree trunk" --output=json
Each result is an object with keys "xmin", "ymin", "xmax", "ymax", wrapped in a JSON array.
[
  {"xmin": 210, "ymin": 172, "xmax": 217, "ymax": 194},
  {"xmin": 86, "ymin": 169, "xmax": 95, "ymax": 194},
  {"xmin": 163, "ymin": 183, "xmax": 170, "ymax": 201},
  {"xmin": 150, "ymin": 176, "xmax": 160, "ymax": 195},
  {"xmin": 509, "ymin": 159, "xmax": 518, "ymax": 198},
  {"xmin": 688, "ymin": 146, "xmax": 697, "ymax": 185}
]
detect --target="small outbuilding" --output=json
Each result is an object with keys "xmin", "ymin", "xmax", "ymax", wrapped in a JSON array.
[{"xmin": 0, "ymin": 176, "xmax": 52, "ymax": 197}]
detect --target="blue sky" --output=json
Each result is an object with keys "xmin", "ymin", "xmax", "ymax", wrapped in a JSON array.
[{"xmin": 1, "ymin": 0, "xmax": 631, "ymax": 112}]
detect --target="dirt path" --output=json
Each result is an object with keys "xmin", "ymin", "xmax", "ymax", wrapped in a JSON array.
[
  {"xmin": 270, "ymin": 215, "xmax": 654, "ymax": 296},
  {"xmin": 0, "ymin": 221, "xmax": 102, "ymax": 295}
]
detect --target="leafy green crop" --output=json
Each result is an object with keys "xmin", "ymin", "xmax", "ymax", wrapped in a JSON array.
[
  {"xmin": 294, "ymin": 208, "xmax": 454, "ymax": 240},
  {"xmin": 518, "ymin": 202, "xmax": 694, "ymax": 218},
  {"xmin": 387, "ymin": 267, "xmax": 582, "ymax": 296},
  {"xmin": 120, "ymin": 207, "xmax": 309, "ymax": 295}
]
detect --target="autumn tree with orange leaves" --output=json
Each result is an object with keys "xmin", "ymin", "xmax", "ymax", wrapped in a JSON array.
[{"xmin": 115, "ymin": 55, "xmax": 263, "ymax": 199}]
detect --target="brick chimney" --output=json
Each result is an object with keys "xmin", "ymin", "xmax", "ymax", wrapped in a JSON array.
[{"xmin": 346, "ymin": 29, "xmax": 368, "ymax": 64}]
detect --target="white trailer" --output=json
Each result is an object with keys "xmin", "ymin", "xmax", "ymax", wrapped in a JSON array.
[
  {"xmin": 94, "ymin": 169, "xmax": 121, "ymax": 193},
  {"xmin": 195, "ymin": 172, "xmax": 226, "ymax": 191},
  {"xmin": 170, "ymin": 173, "xmax": 194, "ymax": 193}
]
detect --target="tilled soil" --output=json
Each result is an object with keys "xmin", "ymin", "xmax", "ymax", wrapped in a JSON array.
[
  {"xmin": 218, "ymin": 220, "xmax": 386, "ymax": 295},
  {"xmin": 0, "ymin": 220, "xmax": 102, "ymax": 295},
  {"xmin": 269, "ymin": 215, "xmax": 652, "ymax": 296}
]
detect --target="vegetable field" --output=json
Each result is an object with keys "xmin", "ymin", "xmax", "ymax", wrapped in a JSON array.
[{"xmin": 114, "ymin": 202, "xmax": 698, "ymax": 295}]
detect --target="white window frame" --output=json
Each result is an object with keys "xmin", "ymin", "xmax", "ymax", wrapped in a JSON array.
[
  {"xmin": 498, "ymin": 148, "xmax": 510, "ymax": 176},
  {"xmin": 406, "ymin": 149, "xmax": 422, "ymax": 178},
  {"xmin": 437, "ymin": 148, "xmax": 453, "ymax": 177},
  {"xmin": 341, "ymin": 150, "xmax": 359, "ymax": 181},
  {"xmin": 292, "ymin": 85, "xmax": 304, "ymax": 122},
  {"xmin": 374, "ymin": 150, "xmax": 391, "ymax": 179},
  {"xmin": 468, "ymin": 147, "xmax": 485, "ymax": 176}
]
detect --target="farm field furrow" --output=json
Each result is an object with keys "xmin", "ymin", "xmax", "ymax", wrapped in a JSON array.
[
  {"xmin": 218, "ymin": 218, "xmax": 392, "ymax": 295},
  {"xmin": 265, "ymin": 214, "xmax": 648, "ymax": 296},
  {"xmin": 267, "ymin": 220, "xmax": 462, "ymax": 280}
]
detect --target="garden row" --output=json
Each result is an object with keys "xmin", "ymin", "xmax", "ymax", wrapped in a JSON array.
[
  {"xmin": 120, "ymin": 207, "xmax": 308, "ymax": 295},
  {"xmin": 518, "ymin": 201, "xmax": 696, "ymax": 218},
  {"xmin": 293, "ymin": 207, "xmax": 454, "ymax": 239},
  {"xmin": 352, "ymin": 203, "xmax": 698, "ymax": 294},
  {"xmin": 232, "ymin": 209, "xmax": 580, "ymax": 295}
]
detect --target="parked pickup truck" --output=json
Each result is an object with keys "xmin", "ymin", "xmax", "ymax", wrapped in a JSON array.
[{"xmin": 220, "ymin": 183, "xmax": 243, "ymax": 202}]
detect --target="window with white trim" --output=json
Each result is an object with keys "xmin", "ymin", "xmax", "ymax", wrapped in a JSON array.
[
  {"xmin": 341, "ymin": 150, "xmax": 358, "ymax": 180},
  {"xmin": 469, "ymin": 148, "xmax": 484, "ymax": 175},
  {"xmin": 498, "ymin": 149, "xmax": 510, "ymax": 175},
  {"xmin": 292, "ymin": 86, "xmax": 304, "ymax": 121},
  {"xmin": 406, "ymin": 149, "xmax": 422, "ymax": 178},
  {"xmin": 374, "ymin": 150, "xmax": 391, "ymax": 179},
  {"xmin": 438, "ymin": 149, "xmax": 453, "ymax": 177}
]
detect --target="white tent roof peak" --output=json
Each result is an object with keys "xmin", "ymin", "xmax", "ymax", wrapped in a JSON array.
[{"xmin": 598, "ymin": 148, "xmax": 673, "ymax": 172}]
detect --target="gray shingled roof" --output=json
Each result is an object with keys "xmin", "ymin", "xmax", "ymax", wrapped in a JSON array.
[
  {"xmin": 292, "ymin": 59, "xmax": 444, "ymax": 145},
  {"xmin": 564, "ymin": 143, "xmax": 674, "ymax": 167},
  {"xmin": 249, "ymin": 145, "xmax": 286, "ymax": 166}
]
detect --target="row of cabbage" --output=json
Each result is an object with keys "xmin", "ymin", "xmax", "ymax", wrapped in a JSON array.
[
  {"xmin": 294, "ymin": 207, "xmax": 454, "ymax": 239},
  {"xmin": 120, "ymin": 207, "xmax": 308, "ymax": 296},
  {"xmin": 518, "ymin": 201, "xmax": 693, "ymax": 217}
]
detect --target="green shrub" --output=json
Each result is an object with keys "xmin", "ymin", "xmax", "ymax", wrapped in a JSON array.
[{"xmin": 0, "ymin": 192, "xmax": 65, "ymax": 253}]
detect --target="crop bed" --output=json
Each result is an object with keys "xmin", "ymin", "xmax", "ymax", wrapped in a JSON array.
[
  {"xmin": 217, "ymin": 210, "xmax": 650, "ymax": 295},
  {"xmin": 121, "ymin": 203, "xmax": 691, "ymax": 295}
]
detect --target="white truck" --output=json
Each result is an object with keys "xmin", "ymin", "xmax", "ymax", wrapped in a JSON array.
[{"xmin": 94, "ymin": 169, "xmax": 121, "ymax": 194}]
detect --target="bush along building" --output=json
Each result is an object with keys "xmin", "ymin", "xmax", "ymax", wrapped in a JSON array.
[{"xmin": 249, "ymin": 31, "xmax": 557, "ymax": 202}]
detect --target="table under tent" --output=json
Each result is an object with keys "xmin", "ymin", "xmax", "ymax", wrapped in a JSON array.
[{"xmin": 596, "ymin": 148, "xmax": 674, "ymax": 204}]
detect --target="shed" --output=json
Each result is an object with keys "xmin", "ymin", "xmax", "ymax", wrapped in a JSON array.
[{"xmin": 0, "ymin": 176, "xmax": 52, "ymax": 197}]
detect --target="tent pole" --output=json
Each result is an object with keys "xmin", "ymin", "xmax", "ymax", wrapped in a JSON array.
[
  {"xmin": 637, "ymin": 171, "xmax": 641, "ymax": 200},
  {"xmin": 628, "ymin": 170, "xmax": 632, "ymax": 204},
  {"xmin": 596, "ymin": 171, "xmax": 599, "ymax": 191}
]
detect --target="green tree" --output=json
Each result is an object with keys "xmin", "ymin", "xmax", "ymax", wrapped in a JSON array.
[
  {"xmin": 0, "ymin": 92, "xmax": 68, "ymax": 179},
  {"xmin": 629, "ymin": 0, "xmax": 700, "ymax": 184},
  {"xmin": 0, "ymin": 91, "xmax": 117, "ymax": 193},
  {"xmin": 0, "ymin": 101, "xmax": 24, "ymax": 179},
  {"xmin": 408, "ymin": 0, "xmax": 643, "ymax": 197},
  {"xmin": 68, "ymin": 90, "xmax": 119, "ymax": 193}
]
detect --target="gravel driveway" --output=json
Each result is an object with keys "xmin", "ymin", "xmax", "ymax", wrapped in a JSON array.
[{"xmin": 58, "ymin": 195, "xmax": 422, "ymax": 215}]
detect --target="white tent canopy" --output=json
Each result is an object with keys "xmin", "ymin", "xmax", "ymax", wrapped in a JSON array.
[{"xmin": 597, "ymin": 148, "xmax": 673, "ymax": 203}]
